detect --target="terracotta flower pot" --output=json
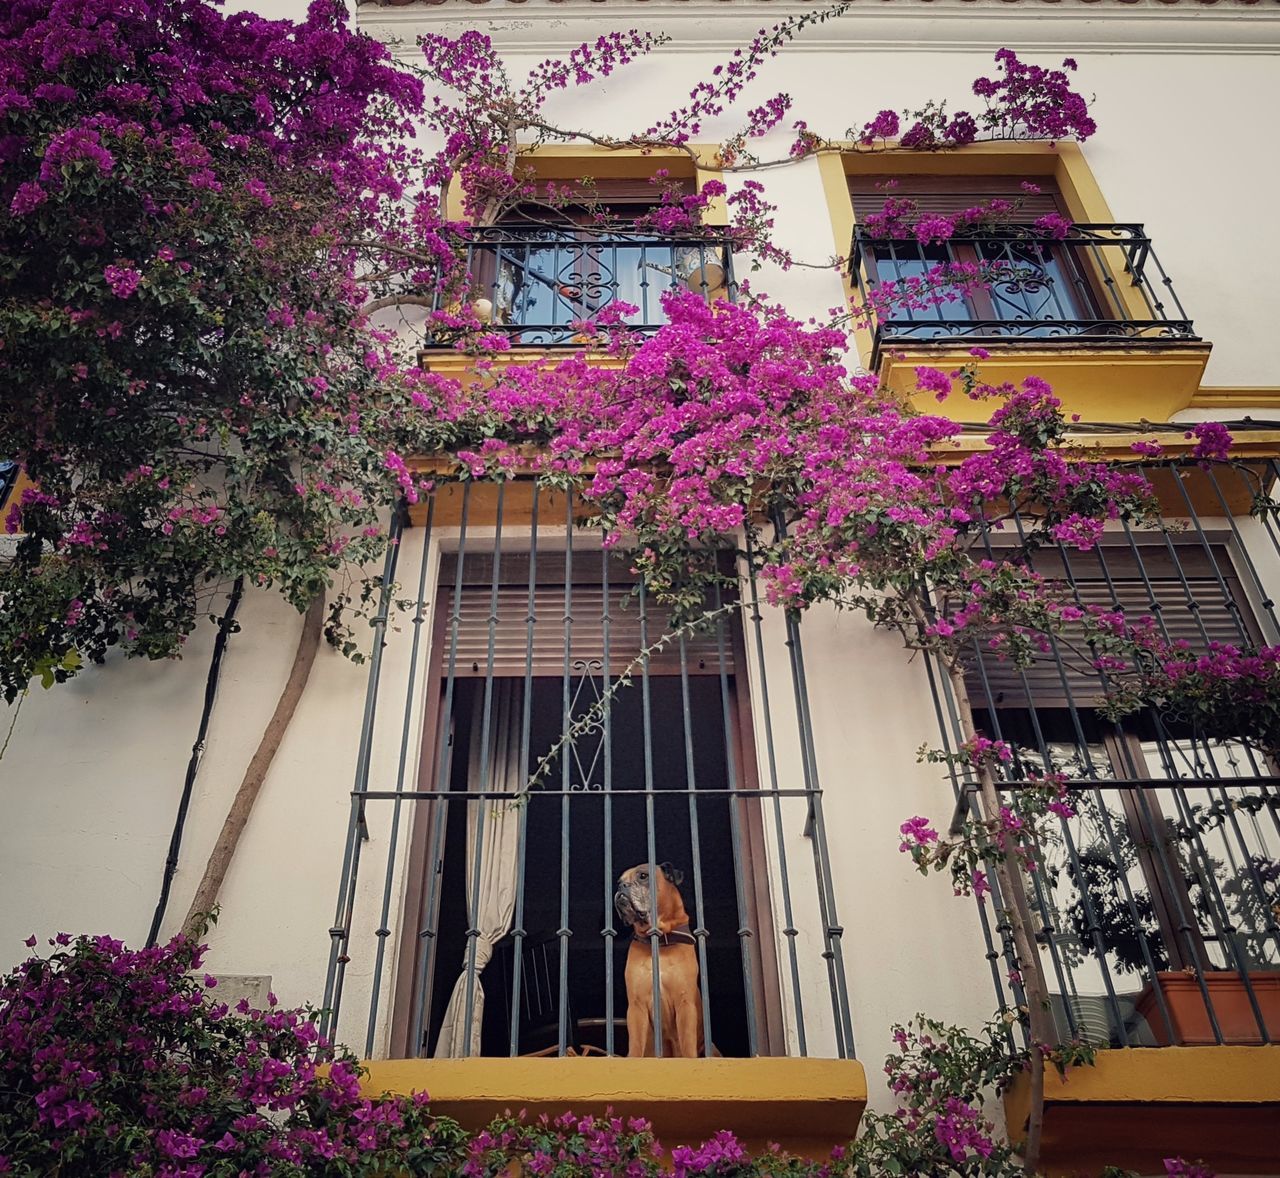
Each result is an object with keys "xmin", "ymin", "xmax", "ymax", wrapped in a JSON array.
[{"xmin": 1135, "ymin": 971, "xmax": 1280, "ymax": 1045}]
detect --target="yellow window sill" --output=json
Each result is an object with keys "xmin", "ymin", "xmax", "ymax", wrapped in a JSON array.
[
  {"xmin": 1004, "ymin": 1045, "xmax": 1280, "ymax": 1175},
  {"xmin": 360, "ymin": 1056, "xmax": 867, "ymax": 1162},
  {"xmin": 879, "ymin": 341, "xmax": 1213, "ymax": 425}
]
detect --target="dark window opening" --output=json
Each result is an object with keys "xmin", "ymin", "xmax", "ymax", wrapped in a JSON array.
[
  {"xmin": 390, "ymin": 543, "xmax": 786, "ymax": 1060},
  {"xmin": 421, "ymin": 675, "xmax": 758, "ymax": 1059}
]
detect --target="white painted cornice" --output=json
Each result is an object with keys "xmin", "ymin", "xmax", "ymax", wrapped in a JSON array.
[{"xmin": 358, "ymin": 0, "xmax": 1280, "ymax": 55}]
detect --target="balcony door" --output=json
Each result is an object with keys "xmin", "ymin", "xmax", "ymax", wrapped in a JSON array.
[
  {"xmin": 850, "ymin": 174, "xmax": 1103, "ymax": 339},
  {"xmin": 389, "ymin": 547, "xmax": 787, "ymax": 1060},
  {"xmin": 476, "ymin": 178, "xmax": 701, "ymax": 342}
]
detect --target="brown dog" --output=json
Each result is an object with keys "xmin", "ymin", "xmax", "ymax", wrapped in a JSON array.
[{"xmin": 614, "ymin": 862, "xmax": 707, "ymax": 1058}]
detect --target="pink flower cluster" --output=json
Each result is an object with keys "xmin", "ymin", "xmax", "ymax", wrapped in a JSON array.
[{"xmin": 102, "ymin": 264, "xmax": 141, "ymax": 299}]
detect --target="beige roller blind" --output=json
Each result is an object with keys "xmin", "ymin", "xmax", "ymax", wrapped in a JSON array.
[
  {"xmin": 438, "ymin": 551, "xmax": 735, "ymax": 677},
  {"xmin": 849, "ymin": 174, "xmax": 1065, "ymax": 222},
  {"xmin": 965, "ymin": 543, "xmax": 1258, "ymax": 709}
]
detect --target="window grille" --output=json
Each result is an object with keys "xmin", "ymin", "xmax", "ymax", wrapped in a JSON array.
[
  {"xmin": 928, "ymin": 458, "xmax": 1280, "ymax": 1048},
  {"xmin": 321, "ymin": 483, "xmax": 854, "ymax": 1061}
]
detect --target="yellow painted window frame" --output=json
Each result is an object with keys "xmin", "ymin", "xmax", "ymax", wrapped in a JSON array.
[
  {"xmin": 444, "ymin": 144, "xmax": 729, "ymax": 226},
  {"xmin": 815, "ymin": 140, "xmax": 1147, "ymax": 370}
]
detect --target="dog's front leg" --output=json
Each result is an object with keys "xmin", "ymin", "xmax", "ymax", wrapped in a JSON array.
[
  {"xmin": 626, "ymin": 999, "xmax": 652, "ymax": 1058},
  {"xmin": 674, "ymin": 998, "xmax": 702, "ymax": 1059}
]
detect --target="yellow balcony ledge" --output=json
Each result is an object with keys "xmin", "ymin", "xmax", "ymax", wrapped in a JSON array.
[
  {"xmin": 1004, "ymin": 1046, "xmax": 1280, "ymax": 1176},
  {"xmin": 418, "ymin": 345, "xmax": 626, "ymax": 381},
  {"xmin": 880, "ymin": 340, "xmax": 1214, "ymax": 426},
  {"xmin": 359, "ymin": 1056, "xmax": 867, "ymax": 1162},
  {"xmin": 403, "ymin": 426, "xmax": 1280, "ymax": 526}
]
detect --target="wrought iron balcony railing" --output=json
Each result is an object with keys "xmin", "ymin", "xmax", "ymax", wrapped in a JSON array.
[
  {"xmin": 850, "ymin": 223, "xmax": 1198, "ymax": 366},
  {"xmin": 925, "ymin": 455, "xmax": 1280, "ymax": 1049},
  {"xmin": 321, "ymin": 486, "xmax": 852, "ymax": 1061},
  {"xmin": 424, "ymin": 228, "xmax": 737, "ymax": 348}
]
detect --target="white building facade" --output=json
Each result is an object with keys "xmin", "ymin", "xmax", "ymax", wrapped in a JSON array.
[{"xmin": 3, "ymin": 1, "xmax": 1279, "ymax": 1170}]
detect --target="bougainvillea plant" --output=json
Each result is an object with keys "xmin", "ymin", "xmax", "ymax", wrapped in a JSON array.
[
  {"xmin": 0, "ymin": 925, "xmax": 470, "ymax": 1175},
  {"xmin": 0, "ymin": 0, "xmax": 437, "ymax": 701}
]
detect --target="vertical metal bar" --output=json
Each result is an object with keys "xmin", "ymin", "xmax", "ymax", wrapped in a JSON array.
[
  {"xmin": 409, "ymin": 483, "xmax": 472, "ymax": 1056},
  {"xmin": 963, "ymin": 639, "xmax": 1083, "ymax": 1042},
  {"xmin": 610, "ymin": 240, "xmax": 620, "ymax": 313},
  {"xmin": 723, "ymin": 239, "xmax": 738, "ymax": 305},
  {"xmin": 638, "ymin": 577, "xmax": 663, "ymax": 1057},
  {"xmin": 639, "ymin": 243, "xmax": 651, "ymax": 326},
  {"xmin": 1250, "ymin": 460, "xmax": 1280, "ymax": 565},
  {"xmin": 778, "ymin": 605, "xmax": 846, "ymax": 1056},
  {"xmin": 1164, "ymin": 467, "xmax": 1275, "ymax": 785},
  {"xmin": 743, "ymin": 536, "xmax": 807, "ymax": 1055},
  {"xmin": 1161, "ymin": 474, "xmax": 1280, "ymax": 952},
  {"xmin": 1063, "ymin": 234, "xmax": 1095, "ymax": 321},
  {"xmin": 460, "ymin": 483, "xmax": 506, "ymax": 1055},
  {"xmin": 1000, "ymin": 512, "xmax": 1127, "ymax": 1043},
  {"xmin": 1120, "ymin": 228, "xmax": 1160, "ymax": 320},
  {"xmin": 1053, "ymin": 542, "xmax": 1178, "ymax": 1044},
  {"xmin": 557, "ymin": 489, "xmax": 574, "ymax": 1055},
  {"xmin": 713, "ymin": 580, "xmax": 760, "ymax": 1056},
  {"xmin": 1161, "ymin": 782, "xmax": 1274, "ymax": 1042},
  {"xmin": 1121, "ymin": 505, "xmax": 1262, "ymax": 802},
  {"xmin": 507, "ymin": 487, "xmax": 540, "ymax": 1056},
  {"xmin": 551, "ymin": 240, "xmax": 563, "ymax": 335},
  {"xmin": 366, "ymin": 497, "xmax": 436, "ymax": 1055},
  {"xmin": 678, "ymin": 632, "xmax": 716, "ymax": 1056},
  {"xmin": 920, "ymin": 642, "xmax": 1019, "ymax": 1050},
  {"xmin": 1147, "ymin": 243, "xmax": 1191, "ymax": 323},
  {"xmin": 926, "ymin": 641, "xmax": 1029, "ymax": 1030},
  {"xmin": 1130, "ymin": 782, "xmax": 1229, "ymax": 1042},
  {"xmin": 968, "ymin": 519, "xmax": 1081, "ymax": 1034},
  {"xmin": 601, "ymin": 546, "xmax": 617, "ymax": 1056},
  {"xmin": 1110, "ymin": 526, "xmax": 1232, "ymax": 1038},
  {"xmin": 1028, "ymin": 240, "xmax": 1065, "ymax": 323},
  {"xmin": 1169, "ymin": 463, "xmax": 1252, "ymax": 638},
  {"xmin": 1082, "ymin": 235, "xmax": 1124, "ymax": 320},
  {"xmin": 781, "ymin": 605, "xmax": 854, "ymax": 1057},
  {"xmin": 323, "ymin": 506, "xmax": 405, "ymax": 1042},
  {"xmin": 771, "ymin": 507, "xmax": 855, "ymax": 1057}
]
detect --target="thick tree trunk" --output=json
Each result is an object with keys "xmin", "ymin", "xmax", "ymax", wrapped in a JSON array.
[
  {"xmin": 182, "ymin": 595, "xmax": 326, "ymax": 936},
  {"xmin": 947, "ymin": 662, "xmax": 1052, "ymax": 1175}
]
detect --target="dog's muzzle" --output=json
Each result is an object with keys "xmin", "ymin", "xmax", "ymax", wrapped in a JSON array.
[{"xmin": 614, "ymin": 883, "xmax": 648, "ymax": 928}]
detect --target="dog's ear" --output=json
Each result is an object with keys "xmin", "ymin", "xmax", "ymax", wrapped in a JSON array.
[{"xmin": 659, "ymin": 862, "xmax": 684, "ymax": 886}]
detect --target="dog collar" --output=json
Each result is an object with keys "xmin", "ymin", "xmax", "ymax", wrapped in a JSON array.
[{"xmin": 637, "ymin": 923, "xmax": 697, "ymax": 947}]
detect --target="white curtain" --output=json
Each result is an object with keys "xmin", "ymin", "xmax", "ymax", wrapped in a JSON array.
[{"xmin": 433, "ymin": 682, "xmax": 523, "ymax": 1058}]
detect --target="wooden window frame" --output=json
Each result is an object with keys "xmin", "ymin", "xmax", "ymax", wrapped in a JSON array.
[{"xmin": 388, "ymin": 544, "xmax": 787, "ymax": 1058}]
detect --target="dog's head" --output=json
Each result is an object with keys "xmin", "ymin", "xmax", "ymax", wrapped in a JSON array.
[{"xmin": 614, "ymin": 862, "xmax": 684, "ymax": 930}]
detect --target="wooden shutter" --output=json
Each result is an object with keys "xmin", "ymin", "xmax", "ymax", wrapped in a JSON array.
[
  {"xmin": 503, "ymin": 176, "xmax": 695, "ymax": 224},
  {"xmin": 965, "ymin": 543, "xmax": 1259, "ymax": 709},
  {"xmin": 439, "ymin": 550, "xmax": 734, "ymax": 677},
  {"xmin": 578, "ymin": 177, "xmax": 694, "ymax": 205},
  {"xmin": 849, "ymin": 174, "xmax": 1065, "ymax": 221}
]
